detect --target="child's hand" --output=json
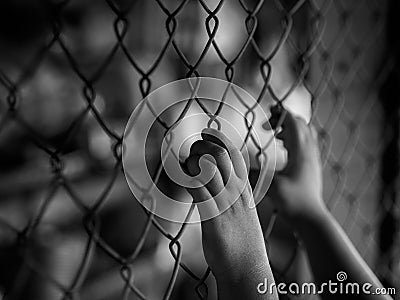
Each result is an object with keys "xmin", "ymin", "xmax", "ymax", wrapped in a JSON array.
[
  {"xmin": 268, "ymin": 107, "xmax": 327, "ymax": 222},
  {"xmin": 266, "ymin": 108, "xmax": 391, "ymax": 300},
  {"xmin": 184, "ymin": 128, "xmax": 276, "ymax": 299}
]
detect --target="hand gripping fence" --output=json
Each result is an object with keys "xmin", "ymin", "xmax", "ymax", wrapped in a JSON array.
[{"xmin": 0, "ymin": 0, "xmax": 398, "ymax": 299}]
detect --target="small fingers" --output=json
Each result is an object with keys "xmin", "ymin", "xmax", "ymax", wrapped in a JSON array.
[
  {"xmin": 186, "ymin": 154, "xmax": 236, "ymax": 212},
  {"xmin": 201, "ymin": 128, "xmax": 248, "ymax": 180},
  {"xmin": 185, "ymin": 154, "xmax": 201, "ymax": 176},
  {"xmin": 269, "ymin": 107, "xmax": 308, "ymax": 175},
  {"xmin": 189, "ymin": 139, "xmax": 232, "ymax": 184},
  {"xmin": 270, "ymin": 106, "xmax": 310, "ymax": 135},
  {"xmin": 185, "ymin": 129, "xmax": 249, "ymax": 213},
  {"xmin": 186, "ymin": 186, "xmax": 220, "ymax": 220},
  {"xmin": 270, "ymin": 107, "xmax": 299, "ymax": 146},
  {"xmin": 185, "ymin": 154, "xmax": 225, "ymax": 197}
]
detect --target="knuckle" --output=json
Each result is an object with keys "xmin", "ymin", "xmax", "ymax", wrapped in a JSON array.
[{"xmin": 211, "ymin": 146, "xmax": 229, "ymax": 159}]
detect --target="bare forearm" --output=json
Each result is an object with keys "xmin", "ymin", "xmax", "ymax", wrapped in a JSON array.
[
  {"xmin": 216, "ymin": 259, "xmax": 279, "ymax": 300},
  {"xmin": 266, "ymin": 108, "xmax": 392, "ymax": 299},
  {"xmin": 294, "ymin": 205, "xmax": 391, "ymax": 300}
]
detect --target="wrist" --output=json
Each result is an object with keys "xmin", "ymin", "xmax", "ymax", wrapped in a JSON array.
[
  {"xmin": 215, "ymin": 254, "xmax": 270, "ymax": 284},
  {"xmin": 291, "ymin": 199, "xmax": 332, "ymax": 232},
  {"xmin": 216, "ymin": 259, "xmax": 274, "ymax": 299}
]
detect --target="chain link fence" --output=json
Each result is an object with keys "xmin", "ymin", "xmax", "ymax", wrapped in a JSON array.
[{"xmin": 0, "ymin": 0, "xmax": 398, "ymax": 299}]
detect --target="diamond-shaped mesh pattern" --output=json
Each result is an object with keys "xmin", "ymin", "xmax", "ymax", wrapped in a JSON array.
[{"xmin": 0, "ymin": 0, "xmax": 398, "ymax": 299}]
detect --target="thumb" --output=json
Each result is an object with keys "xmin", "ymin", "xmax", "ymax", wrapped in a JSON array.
[{"xmin": 270, "ymin": 109, "xmax": 306, "ymax": 177}]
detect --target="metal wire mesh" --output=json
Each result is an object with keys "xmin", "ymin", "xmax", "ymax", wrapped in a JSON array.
[{"xmin": 0, "ymin": 0, "xmax": 398, "ymax": 299}]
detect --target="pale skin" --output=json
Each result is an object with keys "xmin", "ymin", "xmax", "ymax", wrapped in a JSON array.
[
  {"xmin": 267, "ymin": 107, "xmax": 393, "ymax": 300},
  {"xmin": 184, "ymin": 127, "xmax": 278, "ymax": 300},
  {"xmin": 183, "ymin": 107, "xmax": 392, "ymax": 300}
]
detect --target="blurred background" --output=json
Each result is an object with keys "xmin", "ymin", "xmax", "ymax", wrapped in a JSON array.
[{"xmin": 0, "ymin": 0, "xmax": 398, "ymax": 299}]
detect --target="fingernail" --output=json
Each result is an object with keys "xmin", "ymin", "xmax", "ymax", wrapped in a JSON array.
[{"xmin": 262, "ymin": 121, "xmax": 272, "ymax": 131}]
